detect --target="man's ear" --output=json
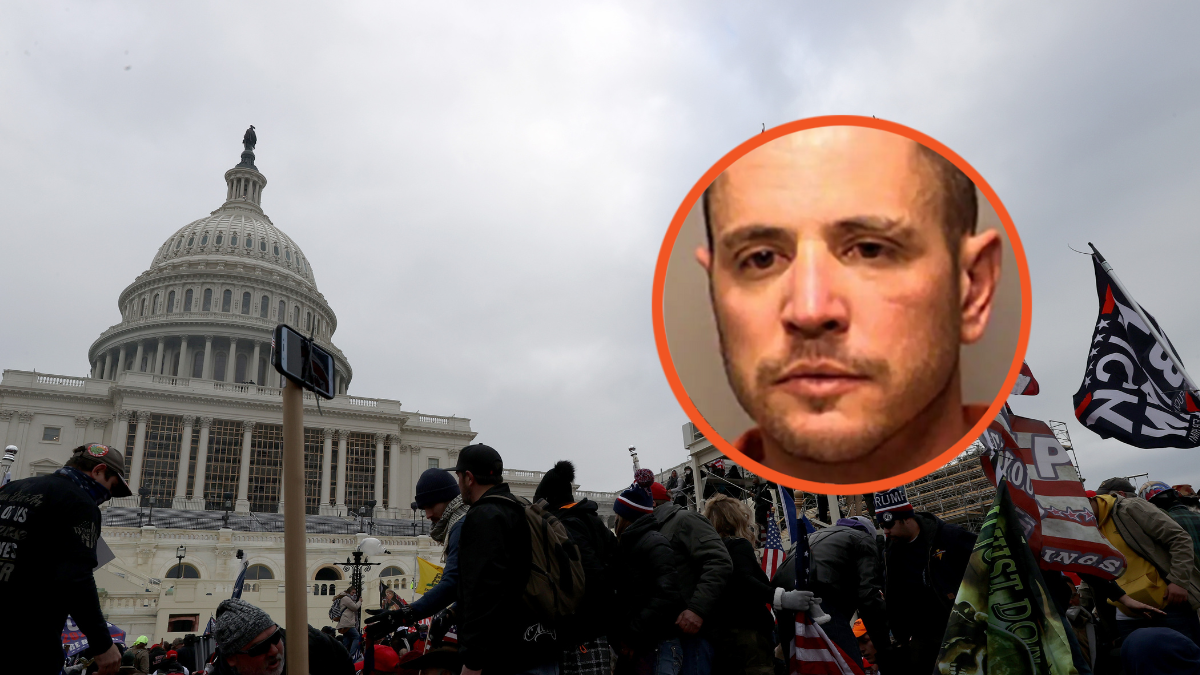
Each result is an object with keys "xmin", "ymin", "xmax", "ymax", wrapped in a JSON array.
[
  {"xmin": 695, "ymin": 245, "xmax": 712, "ymax": 273},
  {"xmin": 958, "ymin": 229, "xmax": 1002, "ymax": 345}
]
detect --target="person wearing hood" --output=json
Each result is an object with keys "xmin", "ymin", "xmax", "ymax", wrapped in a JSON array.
[
  {"xmin": 534, "ymin": 460, "xmax": 619, "ymax": 675},
  {"xmin": 612, "ymin": 485, "xmax": 685, "ymax": 674},
  {"xmin": 806, "ymin": 517, "xmax": 893, "ymax": 669},
  {"xmin": 0, "ymin": 443, "xmax": 133, "ymax": 675},
  {"xmin": 652, "ymin": 480, "xmax": 734, "ymax": 674},
  {"xmin": 365, "ymin": 468, "xmax": 467, "ymax": 640}
]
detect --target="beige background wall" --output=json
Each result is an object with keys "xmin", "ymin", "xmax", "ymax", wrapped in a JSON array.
[{"xmin": 662, "ymin": 189, "xmax": 1023, "ymax": 446}]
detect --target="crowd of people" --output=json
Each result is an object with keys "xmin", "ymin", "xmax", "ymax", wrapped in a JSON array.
[{"xmin": 7, "ymin": 440, "xmax": 1200, "ymax": 674}]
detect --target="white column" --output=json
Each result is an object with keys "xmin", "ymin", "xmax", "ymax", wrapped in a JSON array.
[
  {"xmin": 90, "ymin": 361, "xmax": 99, "ymax": 378},
  {"xmin": 192, "ymin": 417, "xmax": 212, "ymax": 509},
  {"xmin": 250, "ymin": 340, "xmax": 262, "ymax": 385},
  {"xmin": 154, "ymin": 337, "xmax": 166, "ymax": 375},
  {"xmin": 319, "ymin": 428, "xmax": 334, "ymax": 512},
  {"xmin": 374, "ymin": 433, "xmax": 385, "ymax": 508},
  {"xmin": 228, "ymin": 337, "xmax": 239, "ymax": 381},
  {"xmin": 134, "ymin": 341, "xmax": 145, "ymax": 372},
  {"xmin": 128, "ymin": 411, "xmax": 150, "ymax": 492},
  {"xmin": 388, "ymin": 435, "xmax": 401, "ymax": 514},
  {"xmin": 111, "ymin": 410, "xmax": 132, "ymax": 457},
  {"xmin": 236, "ymin": 420, "xmax": 255, "ymax": 512},
  {"xmin": 335, "ymin": 430, "xmax": 348, "ymax": 510},
  {"xmin": 116, "ymin": 345, "xmax": 127, "ymax": 376},
  {"xmin": 202, "ymin": 335, "xmax": 214, "ymax": 379},
  {"xmin": 102, "ymin": 352, "xmax": 113, "ymax": 380},
  {"xmin": 173, "ymin": 415, "xmax": 195, "ymax": 505},
  {"xmin": 0, "ymin": 411, "xmax": 13, "ymax": 456},
  {"xmin": 177, "ymin": 336, "xmax": 190, "ymax": 378}
]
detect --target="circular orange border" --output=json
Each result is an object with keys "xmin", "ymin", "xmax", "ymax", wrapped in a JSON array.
[{"xmin": 651, "ymin": 115, "xmax": 1033, "ymax": 495}]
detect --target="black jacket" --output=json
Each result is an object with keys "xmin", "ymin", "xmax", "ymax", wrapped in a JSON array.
[
  {"xmin": 709, "ymin": 537, "xmax": 775, "ymax": 636},
  {"xmin": 884, "ymin": 512, "xmax": 976, "ymax": 642},
  {"xmin": 613, "ymin": 513, "xmax": 683, "ymax": 649},
  {"xmin": 554, "ymin": 498, "xmax": 618, "ymax": 645},
  {"xmin": 457, "ymin": 484, "xmax": 558, "ymax": 674},
  {"xmin": 807, "ymin": 525, "xmax": 890, "ymax": 652},
  {"xmin": 0, "ymin": 473, "xmax": 111, "ymax": 672},
  {"xmin": 212, "ymin": 625, "xmax": 353, "ymax": 675}
]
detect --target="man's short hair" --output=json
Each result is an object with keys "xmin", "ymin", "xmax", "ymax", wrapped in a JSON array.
[
  {"xmin": 64, "ymin": 453, "xmax": 110, "ymax": 476},
  {"xmin": 702, "ymin": 139, "xmax": 977, "ymax": 251}
]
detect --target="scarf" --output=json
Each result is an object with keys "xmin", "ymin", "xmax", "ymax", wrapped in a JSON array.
[
  {"xmin": 430, "ymin": 495, "xmax": 469, "ymax": 560},
  {"xmin": 55, "ymin": 466, "xmax": 112, "ymax": 505}
]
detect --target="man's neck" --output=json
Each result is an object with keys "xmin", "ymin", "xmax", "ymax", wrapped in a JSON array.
[{"xmin": 762, "ymin": 368, "xmax": 966, "ymax": 484}]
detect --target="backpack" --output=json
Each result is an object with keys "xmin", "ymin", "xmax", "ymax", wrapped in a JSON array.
[
  {"xmin": 328, "ymin": 596, "xmax": 347, "ymax": 622},
  {"xmin": 120, "ymin": 649, "xmax": 136, "ymax": 667},
  {"xmin": 483, "ymin": 493, "xmax": 586, "ymax": 621}
]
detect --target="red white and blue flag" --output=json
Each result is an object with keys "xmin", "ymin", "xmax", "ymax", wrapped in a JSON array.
[
  {"xmin": 790, "ymin": 612, "xmax": 863, "ymax": 675},
  {"xmin": 1011, "ymin": 361, "xmax": 1040, "ymax": 396},
  {"xmin": 761, "ymin": 513, "xmax": 784, "ymax": 581}
]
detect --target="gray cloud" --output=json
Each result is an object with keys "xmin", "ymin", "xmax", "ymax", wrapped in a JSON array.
[{"xmin": 3, "ymin": 2, "xmax": 1200, "ymax": 491}]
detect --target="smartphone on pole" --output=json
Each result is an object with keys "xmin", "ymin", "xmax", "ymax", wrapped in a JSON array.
[{"xmin": 273, "ymin": 324, "xmax": 336, "ymax": 399}]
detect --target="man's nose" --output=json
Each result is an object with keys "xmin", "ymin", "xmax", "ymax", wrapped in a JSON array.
[{"xmin": 781, "ymin": 241, "xmax": 849, "ymax": 339}]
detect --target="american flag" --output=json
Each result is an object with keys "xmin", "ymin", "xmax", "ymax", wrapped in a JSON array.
[
  {"xmin": 711, "ymin": 458, "xmax": 725, "ymax": 470},
  {"xmin": 761, "ymin": 513, "xmax": 784, "ymax": 580},
  {"xmin": 790, "ymin": 612, "xmax": 864, "ymax": 675}
]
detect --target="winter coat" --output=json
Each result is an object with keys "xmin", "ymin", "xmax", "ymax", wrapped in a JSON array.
[
  {"xmin": 212, "ymin": 625, "xmax": 354, "ymax": 675},
  {"xmin": 0, "ymin": 472, "xmax": 112, "ymax": 672},
  {"xmin": 335, "ymin": 594, "xmax": 361, "ymax": 629},
  {"xmin": 125, "ymin": 646, "xmax": 151, "ymax": 674},
  {"xmin": 410, "ymin": 518, "xmax": 463, "ymax": 621},
  {"xmin": 554, "ymin": 498, "xmax": 619, "ymax": 645},
  {"xmin": 807, "ymin": 525, "xmax": 890, "ymax": 651},
  {"xmin": 1096, "ymin": 493, "xmax": 1200, "ymax": 608},
  {"xmin": 884, "ymin": 512, "xmax": 975, "ymax": 643},
  {"xmin": 456, "ymin": 483, "xmax": 559, "ymax": 674},
  {"xmin": 709, "ymin": 537, "xmax": 775, "ymax": 637},
  {"xmin": 653, "ymin": 502, "xmax": 733, "ymax": 623},
  {"xmin": 613, "ymin": 513, "xmax": 684, "ymax": 649}
]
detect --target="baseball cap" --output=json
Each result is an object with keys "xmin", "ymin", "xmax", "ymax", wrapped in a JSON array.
[
  {"xmin": 72, "ymin": 443, "xmax": 132, "ymax": 497},
  {"xmin": 1097, "ymin": 477, "xmax": 1137, "ymax": 495},
  {"xmin": 450, "ymin": 444, "xmax": 503, "ymax": 481},
  {"xmin": 852, "ymin": 618, "xmax": 867, "ymax": 638}
]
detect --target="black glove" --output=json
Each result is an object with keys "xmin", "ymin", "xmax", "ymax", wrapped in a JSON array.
[
  {"xmin": 429, "ymin": 607, "xmax": 456, "ymax": 647},
  {"xmin": 364, "ymin": 605, "xmax": 414, "ymax": 641}
]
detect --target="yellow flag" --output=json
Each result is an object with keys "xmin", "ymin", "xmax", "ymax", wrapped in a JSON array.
[{"xmin": 415, "ymin": 557, "xmax": 444, "ymax": 596}]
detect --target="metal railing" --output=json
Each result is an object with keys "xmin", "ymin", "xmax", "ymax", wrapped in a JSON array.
[{"xmin": 100, "ymin": 507, "xmax": 432, "ymax": 536}]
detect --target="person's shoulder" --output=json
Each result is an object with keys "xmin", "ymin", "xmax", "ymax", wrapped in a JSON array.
[{"xmin": 724, "ymin": 536, "xmax": 755, "ymax": 556}]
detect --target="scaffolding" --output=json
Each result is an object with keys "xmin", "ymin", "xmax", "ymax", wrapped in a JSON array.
[{"xmin": 902, "ymin": 440, "xmax": 995, "ymax": 533}]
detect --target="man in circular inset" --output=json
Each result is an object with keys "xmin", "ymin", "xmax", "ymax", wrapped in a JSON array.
[{"xmin": 696, "ymin": 125, "xmax": 1002, "ymax": 483}]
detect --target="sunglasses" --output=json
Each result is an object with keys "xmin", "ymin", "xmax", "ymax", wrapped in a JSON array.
[{"xmin": 237, "ymin": 627, "xmax": 283, "ymax": 657}]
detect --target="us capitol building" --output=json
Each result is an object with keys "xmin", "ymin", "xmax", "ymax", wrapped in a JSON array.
[{"xmin": 0, "ymin": 131, "xmax": 614, "ymax": 644}]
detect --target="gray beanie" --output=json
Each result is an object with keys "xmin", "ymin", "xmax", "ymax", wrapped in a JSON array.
[{"xmin": 214, "ymin": 598, "xmax": 276, "ymax": 655}]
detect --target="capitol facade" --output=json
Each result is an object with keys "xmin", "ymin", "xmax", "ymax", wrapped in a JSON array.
[{"xmin": 0, "ymin": 134, "xmax": 617, "ymax": 643}]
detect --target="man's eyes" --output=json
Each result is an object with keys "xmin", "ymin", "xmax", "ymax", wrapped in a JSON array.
[
  {"xmin": 845, "ymin": 240, "xmax": 900, "ymax": 262},
  {"xmin": 736, "ymin": 248, "xmax": 787, "ymax": 274}
]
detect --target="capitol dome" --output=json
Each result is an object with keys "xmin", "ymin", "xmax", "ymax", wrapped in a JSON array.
[{"xmin": 87, "ymin": 134, "xmax": 353, "ymax": 393}]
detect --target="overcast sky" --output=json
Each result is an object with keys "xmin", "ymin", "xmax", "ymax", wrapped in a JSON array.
[{"xmin": 3, "ymin": 2, "xmax": 1199, "ymax": 492}]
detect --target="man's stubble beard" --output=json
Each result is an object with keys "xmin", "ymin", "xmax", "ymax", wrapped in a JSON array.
[{"xmin": 715, "ymin": 297, "xmax": 961, "ymax": 466}]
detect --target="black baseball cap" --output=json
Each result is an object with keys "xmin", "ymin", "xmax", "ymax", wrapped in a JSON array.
[
  {"xmin": 451, "ymin": 444, "xmax": 504, "ymax": 480},
  {"xmin": 1097, "ymin": 477, "xmax": 1137, "ymax": 495}
]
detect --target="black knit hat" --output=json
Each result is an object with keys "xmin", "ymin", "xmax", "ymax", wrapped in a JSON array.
[
  {"xmin": 411, "ymin": 468, "xmax": 460, "ymax": 510},
  {"xmin": 534, "ymin": 461, "xmax": 576, "ymax": 508}
]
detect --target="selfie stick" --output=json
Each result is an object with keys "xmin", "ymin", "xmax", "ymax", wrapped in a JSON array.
[{"xmin": 281, "ymin": 377, "xmax": 309, "ymax": 674}]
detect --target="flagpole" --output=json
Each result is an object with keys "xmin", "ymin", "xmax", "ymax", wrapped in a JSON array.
[{"xmin": 1088, "ymin": 243, "xmax": 1199, "ymax": 393}]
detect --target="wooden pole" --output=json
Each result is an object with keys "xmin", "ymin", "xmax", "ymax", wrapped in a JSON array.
[{"xmin": 282, "ymin": 378, "xmax": 308, "ymax": 674}]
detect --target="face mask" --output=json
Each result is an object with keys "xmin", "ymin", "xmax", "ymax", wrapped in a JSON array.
[{"xmin": 56, "ymin": 466, "xmax": 113, "ymax": 505}]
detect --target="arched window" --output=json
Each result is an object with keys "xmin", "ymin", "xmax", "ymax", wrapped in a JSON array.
[
  {"xmin": 313, "ymin": 584, "xmax": 319, "ymax": 595},
  {"xmin": 175, "ymin": 238, "xmax": 182, "ymax": 250},
  {"xmin": 260, "ymin": 296, "xmax": 269, "ymax": 318},
  {"xmin": 230, "ymin": 234, "xmax": 238, "ymax": 247},
  {"xmin": 329, "ymin": 584, "xmax": 336, "ymax": 595},
  {"xmin": 320, "ymin": 584, "xmax": 328, "ymax": 595},
  {"xmin": 221, "ymin": 290, "xmax": 232, "ymax": 312},
  {"xmin": 202, "ymin": 289, "xmax": 213, "ymax": 311},
  {"xmin": 184, "ymin": 289, "xmax": 193, "ymax": 312},
  {"xmin": 315, "ymin": 566, "xmax": 341, "ymax": 581},
  {"xmin": 246, "ymin": 564, "xmax": 274, "ymax": 580},
  {"xmin": 187, "ymin": 235, "xmax": 195, "ymax": 246},
  {"xmin": 246, "ymin": 235, "xmax": 253, "ymax": 249},
  {"xmin": 193, "ymin": 351, "xmax": 204, "ymax": 378},
  {"xmin": 380, "ymin": 566, "xmax": 404, "ymax": 578},
  {"xmin": 278, "ymin": 300, "xmax": 285, "ymax": 321},
  {"xmin": 241, "ymin": 292, "xmax": 251, "ymax": 315},
  {"xmin": 235, "ymin": 353, "xmax": 248, "ymax": 383},
  {"xmin": 200, "ymin": 233, "xmax": 209, "ymax": 246},
  {"xmin": 285, "ymin": 249, "xmax": 292, "ymax": 261},
  {"xmin": 167, "ymin": 291, "xmax": 175, "ymax": 313},
  {"xmin": 273, "ymin": 243, "xmax": 280, "ymax": 257},
  {"xmin": 140, "ymin": 298, "xmax": 146, "ymax": 316},
  {"xmin": 152, "ymin": 294, "xmax": 160, "ymax": 315},
  {"xmin": 215, "ymin": 233, "xmax": 224, "ymax": 246},
  {"xmin": 260, "ymin": 240, "xmax": 267, "ymax": 252},
  {"xmin": 293, "ymin": 307, "xmax": 300, "ymax": 325},
  {"xmin": 214, "ymin": 352, "xmax": 227, "ymax": 382},
  {"xmin": 165, "ymin": 563, "xmax": 200, "ymax": 578},
  {"xmin": 306, "ymin": 311, "xmax": 312, "ymax": 331}
]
